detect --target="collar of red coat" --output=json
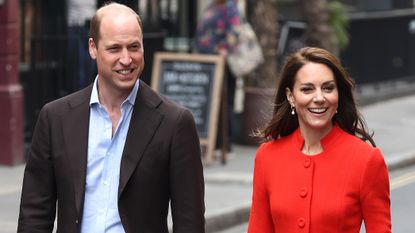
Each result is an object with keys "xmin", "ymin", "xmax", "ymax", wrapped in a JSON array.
[{"xmin": 292, "ymin": 124, "xmax": 342, "ymax": 153}]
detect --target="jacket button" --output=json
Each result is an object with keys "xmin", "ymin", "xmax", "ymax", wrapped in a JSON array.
[
  {"xmin": 304, "ymin": 158, "xmax": 311, "ymax": 168},
  {"xmin": 297, "ymin": 217, "xmax": 306, "ymax": 228},
  {"xmin": 75, "ymin": 220, "xmax": 79, "ymax": 224},
  {"xmin": 299, "ymin": 187, "xmax": 308, "ymax": 198}
]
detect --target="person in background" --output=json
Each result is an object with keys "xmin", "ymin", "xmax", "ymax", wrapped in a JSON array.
[
  {"xmin": 195, "ymin": 0, "xmax": 241, "ymax": 154},
  {"xmin": 248, "ymin": 47, "xmax": 391, "ymax": 233},
  {"xmin": 18, "ymin": 2, "xmax": 205, "ymax": 233},
  {"xmin": 65, "ymin": 0, "xmax": 96, "ymax": 91}
]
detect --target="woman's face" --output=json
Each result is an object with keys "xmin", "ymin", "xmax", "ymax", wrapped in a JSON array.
[{"xmin": 286, "ymin": 62, "xmax": 339, "ymax": 135}]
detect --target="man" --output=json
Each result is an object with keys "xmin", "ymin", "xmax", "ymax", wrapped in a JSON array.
[{"xmin": 17, "ymin": 3, "xmax": 205, "ymax": 233}]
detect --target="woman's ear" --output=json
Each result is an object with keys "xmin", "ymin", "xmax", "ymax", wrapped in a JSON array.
[{"xmin": 286, "ymin": 87, "xmax": 294, "ymax": 106}]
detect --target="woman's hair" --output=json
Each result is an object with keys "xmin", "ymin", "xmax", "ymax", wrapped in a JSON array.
[{"xmin": 258, "ymin": 47, "xmax": 376, "ymax": 146}]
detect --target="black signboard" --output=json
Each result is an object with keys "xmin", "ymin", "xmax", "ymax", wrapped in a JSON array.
[{"xmin": 151, "ymin": 52, "xmax": 225, "ymax": 164}]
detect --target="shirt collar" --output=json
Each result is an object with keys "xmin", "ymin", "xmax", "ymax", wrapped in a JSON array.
[
  {"xmin": 293, "ymin": 124, "xmax": 341, "ymax": 151},
  {"xmin": 90, "ymin": 76, "xmax": 140, "ymax": 106}
]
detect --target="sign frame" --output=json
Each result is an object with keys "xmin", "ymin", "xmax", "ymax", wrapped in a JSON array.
[{"xmin": 151, "ymin": 52, "xmax": 225, "ymax": 165}]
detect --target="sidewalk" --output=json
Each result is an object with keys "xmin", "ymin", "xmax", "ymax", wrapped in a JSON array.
[{"xmin": 1, "ymin": 82, "xmax": 415, "ymax": 233}]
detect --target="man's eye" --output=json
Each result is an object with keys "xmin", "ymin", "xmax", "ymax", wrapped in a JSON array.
[
  {"xmin": 108, "ymin": 47, "xmax": 119, "ymax": 52},
  {"xmin": 129, "ymin": 44, "xmax": 141, "ymax": 50}
]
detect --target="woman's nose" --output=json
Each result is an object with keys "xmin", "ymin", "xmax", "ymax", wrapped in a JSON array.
[{"xmin": 313, "ymin": 90, "xmax": 326, "ymax": 103}]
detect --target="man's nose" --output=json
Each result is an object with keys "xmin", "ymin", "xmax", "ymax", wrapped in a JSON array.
[{"xmin": 119, "ymin": 49, "xmax": 132, "ymax": 65}]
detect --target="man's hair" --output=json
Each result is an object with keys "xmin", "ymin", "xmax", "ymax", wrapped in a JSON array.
[{"xmin": 89, "ymin": 2, "xmax": 142, "ymax": 46}]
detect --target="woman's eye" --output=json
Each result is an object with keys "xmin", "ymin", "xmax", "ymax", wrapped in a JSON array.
[
  {"xmin": 300, "ymin": 87, "xmax": 313, "ymax": 93},
  {"xmin": 323, "ymin": 85, "xmax": 336, "ymax": 92}
]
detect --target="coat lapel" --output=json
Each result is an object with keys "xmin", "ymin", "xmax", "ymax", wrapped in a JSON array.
[
  {"xmin": 62, "ymin": 86, "xmax": 92, "ymax": 216},
  {"xmin": 118, "ymin": 82, "xmax": 163, "ymax": 197}
]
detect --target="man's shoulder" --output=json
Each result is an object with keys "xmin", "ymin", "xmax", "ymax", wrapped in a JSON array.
[
  {"xmin": 138, "ymin": 81, "xmax": 189, "ymax": 114},
  {"xmin": 43, "ymin": 85, "xmax": 92, "ymax": 113}
]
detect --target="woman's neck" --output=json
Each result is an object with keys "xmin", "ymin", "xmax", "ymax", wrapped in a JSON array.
[{"xmin": 299, "ymin": 124, "xmax": 333, "ymax": 155}]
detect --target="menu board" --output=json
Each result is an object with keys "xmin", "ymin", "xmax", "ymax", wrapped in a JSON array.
[{"xmin": 151, "ymin": 52, "xmax": 225, "ymax": 164}]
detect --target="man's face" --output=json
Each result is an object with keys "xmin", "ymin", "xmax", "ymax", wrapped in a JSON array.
[{"xmin": 89, "ymin": 13, "xmax": 144, "ymax": 95}]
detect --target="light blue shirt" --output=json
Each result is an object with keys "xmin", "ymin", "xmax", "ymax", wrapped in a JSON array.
[{"xmin": 81, "ymin": 78, "xmax": 139, "ymax": 233}]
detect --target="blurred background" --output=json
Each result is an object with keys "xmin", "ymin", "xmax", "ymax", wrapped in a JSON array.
[
  {"xmin": 1, "ymin": 0, "xmax": 415, "ymax": 232},
  {"xmin": 3, "ymin": 0, "xmax": 415, "ymax": 159}
]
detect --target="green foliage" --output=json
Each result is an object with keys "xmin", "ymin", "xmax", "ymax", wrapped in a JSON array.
[{"xmin": 328, "ymin": 1, "xmax": 350, "ymax": 50}]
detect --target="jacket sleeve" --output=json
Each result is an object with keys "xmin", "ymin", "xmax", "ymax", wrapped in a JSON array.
[
  {"xmin": 169, "ymin": 108, "xmax": 205, "ymax": 233},
  {"xmin": 360, "ymin": 148, "xmax": 392, "ymax": 233},
  {"xmin": 17, "ymin": 106, "xmax": 57, "ymax": 233},
  {"xmin": 247, "ymin": 145, "xmax": 274, "ymax": 233}
]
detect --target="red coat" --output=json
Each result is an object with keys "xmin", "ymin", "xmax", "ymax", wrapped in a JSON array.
[{"xmin": 248, "ymin": 125, "xmax": 391, "ymax": 233}]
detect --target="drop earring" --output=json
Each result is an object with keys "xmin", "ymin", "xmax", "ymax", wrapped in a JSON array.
[{"xmin": 291, "ymin": 105, "xmax": 295, "ymax": 115}]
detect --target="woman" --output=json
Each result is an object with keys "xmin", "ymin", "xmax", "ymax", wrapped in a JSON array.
[
  {"xmin": 247, "ymin": 47, "xmax": 391, "ymax": 233},
  {"xmin": 195, "ymin": 0, "xmax": 240, "ymax": 56},
  {"xmin": 195, "ymin": 0, "xmax": 241, "ymax": 153}
]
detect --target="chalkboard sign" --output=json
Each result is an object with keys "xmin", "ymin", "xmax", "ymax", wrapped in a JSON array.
[{"xmin": 151, "ymin": 52, "xmax": 225, "ymax": 164}]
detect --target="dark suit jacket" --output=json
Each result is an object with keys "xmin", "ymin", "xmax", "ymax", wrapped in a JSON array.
[{"xmin": 18, "ymin": 80, "xmax": 205, "ymax": 233}]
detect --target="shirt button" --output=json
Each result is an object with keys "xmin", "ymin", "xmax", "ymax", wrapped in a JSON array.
[
  {"xmin": 104, "ymin": 181, "xmax": 109, "ymax": 186},
  {"xmin": 304, "ymin": 158, "xmax": 311, "ymax": 168},
  {"xmin": 297, "ymin": 217, "xmax": 306, "ymax": 228},
  {"xmin": 299, "ymin": 187, "xmax": 308, "ymax": 198}
]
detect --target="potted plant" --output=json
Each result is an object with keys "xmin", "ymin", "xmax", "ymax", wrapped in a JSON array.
[{"xmin": 235, "ymin": 0, "xmax": 279, "ymax": 145}]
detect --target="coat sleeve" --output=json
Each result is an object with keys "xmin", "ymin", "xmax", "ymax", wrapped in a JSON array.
[
  {"xmin": 360, "ymin": 148, "xmax": 391, "ymax": 233},
  {"xmin": 17, "ymin": 106, "xmax": 57, "ymax": 233},
  {"xmin": 247, "ymin": 145, "xmax": 274, "ymax": 233},
  {"xmin": 169, "ymin": 108, "xmax": 205, "ymax": 233}
]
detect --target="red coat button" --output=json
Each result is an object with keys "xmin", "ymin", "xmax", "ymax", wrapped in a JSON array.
[
  {"xmin": 304, "ymin": 158, "xmax": 311, "ymax": 168},
  {"xmin": 299, "ymin": 187, "xmax": 308, "ymax": 198},
  {"xmin": 297, "ymin": 217, "xmax": 306, "ymax": 228}
]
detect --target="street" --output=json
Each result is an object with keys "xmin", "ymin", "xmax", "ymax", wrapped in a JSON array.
[
  {"xmin": 4, "ymin": 163, "xmax": 414, "ymax": 233},
  {"xmin": 2, "ymin": 93, "xmax": 415, "ymax": 233},
  {"xmin": 214, "ymin": 164, "xmax": 415, "ymax": 233},
  {"xmin": 390, "ymin": 164, "xmax": 415, "ymax": 233}
]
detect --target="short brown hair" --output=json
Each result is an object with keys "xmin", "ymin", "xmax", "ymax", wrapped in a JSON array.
[{"xmin": 89, "ymin": 2, "xmax": 142, "ymax": 46}]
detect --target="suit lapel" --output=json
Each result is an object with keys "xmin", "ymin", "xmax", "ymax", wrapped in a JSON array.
[
  {"xmin": 62, "ymin": 86, "xmax": 92, "ymax": 216},
  {"xmin": 118, "ymin": 82, "xmax": 163, "ymax": 197}
]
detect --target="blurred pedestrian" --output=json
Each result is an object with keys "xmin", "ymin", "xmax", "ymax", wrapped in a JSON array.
[
  {"xmin": 65, "ymin": 0, "xmax": 96, "ymax": 91},
  {"xmin": 18, "ymin": 3, "xmax": 205, "ymax": 233},
  {"xmin": 195, "ymin": 0, "xmax": 241, "ymax": 154},
  {"xmin": 248, "ymin": 47, "xmax": 391, "ymax": 233}
]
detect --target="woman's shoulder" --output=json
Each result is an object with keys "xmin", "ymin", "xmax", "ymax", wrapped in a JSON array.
[
  {"xmin": 256, "ymin": 134, "xmax": 293, "ymax": 156},
  {"xmin": 335, "ymin": 127, "xmax": 384, "ymax": 162},
  {"xmin": 336, "ymin": 128, "xmax": 376, "ymax": 152}
]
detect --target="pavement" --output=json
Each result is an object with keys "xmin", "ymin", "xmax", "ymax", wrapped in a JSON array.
[{"xmin": 1, "ymin": 80, "xmax": 415, "ymax": 233}]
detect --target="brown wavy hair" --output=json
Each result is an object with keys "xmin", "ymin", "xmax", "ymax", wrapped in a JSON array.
[{"xmin": 258, "ymin": 47, "xmax": 376, "ymax": 146}]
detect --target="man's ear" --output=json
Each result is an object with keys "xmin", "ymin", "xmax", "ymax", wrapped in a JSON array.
[
  {"xmin": 286, "ymin": 87, "xmax": 294, "ymax": 105},
  {"xmin": 88, "ymin": 38, "xmax": 97, "ymax": 59}
]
